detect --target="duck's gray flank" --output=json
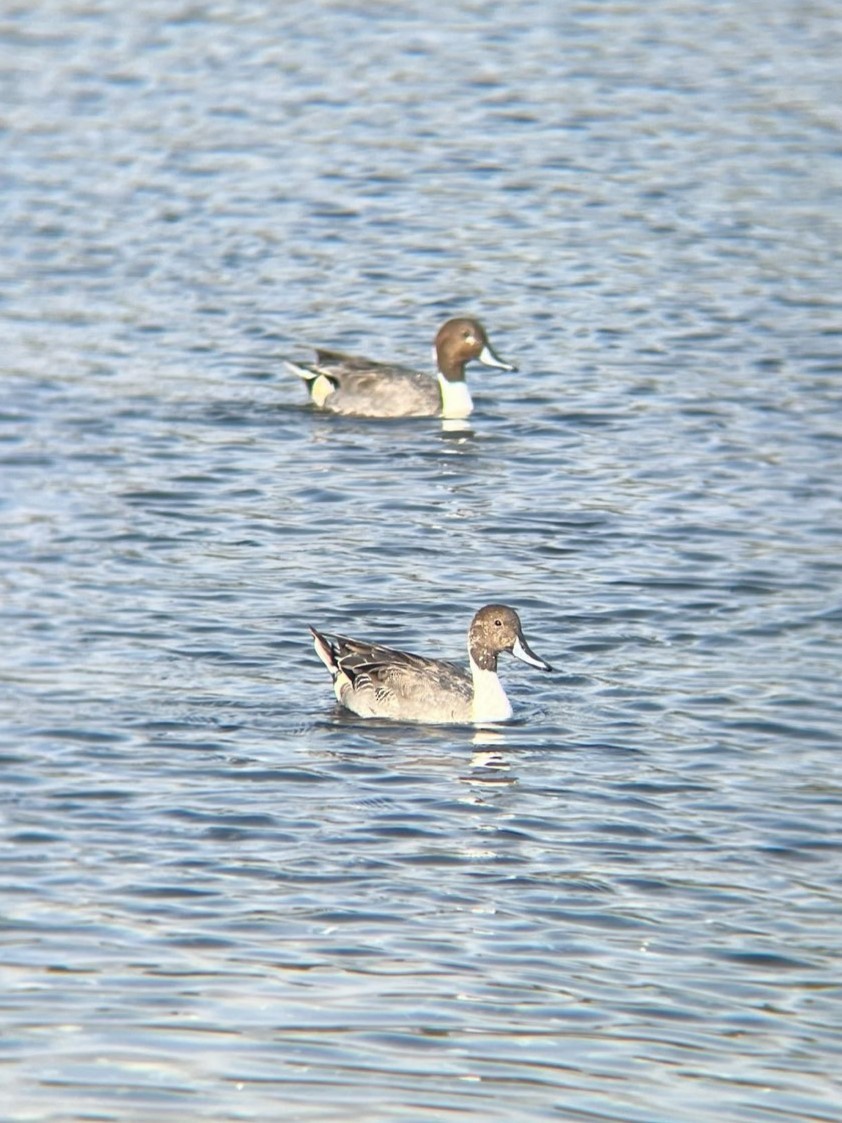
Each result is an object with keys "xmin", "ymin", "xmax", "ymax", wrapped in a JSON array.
[
  {"xmin": 286, "ymin": 317, "xmax": 516, "ymax": 419},
  {"xmin": 310, "ymin": 604, "xmax": 551, "ymax": 725}
]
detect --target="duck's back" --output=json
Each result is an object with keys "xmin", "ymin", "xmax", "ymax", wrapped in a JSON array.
[
  {"xmin": 311, "ymin": 351, "xmax": 441, "ymax": 418},
  {"xmin": 331, "ymin": 636, "xmax": 474, "ymax": 722}
]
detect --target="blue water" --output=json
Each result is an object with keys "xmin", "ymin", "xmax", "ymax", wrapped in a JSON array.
[{"xmin": 2, "ymin": 2, "xmax": 841, "ymax": 1120}]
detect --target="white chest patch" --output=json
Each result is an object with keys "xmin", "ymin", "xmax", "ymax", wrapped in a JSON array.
[
  {"xmin": 470, "ymin": 665, "xmax": 513, "ymax": 723},
  {"xmin": 438, "ymin": 375, "xmax": 474, "ymax": 420}
]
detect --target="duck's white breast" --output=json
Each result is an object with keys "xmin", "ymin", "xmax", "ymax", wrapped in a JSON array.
[
  {"xmin": 470, "ymin": 665, "xmax": 513, "ymax": 723},
  {"xmin": 437, "ymin": 374, "xmax": 473, "ymax": 419}
]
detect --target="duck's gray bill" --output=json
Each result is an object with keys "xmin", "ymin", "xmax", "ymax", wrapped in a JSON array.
[
  {"xmin": 512, "ymin": 634, "xmax": 552, "ymax": 672},
  {"xmin": 478, "ymin": 344, "xmax": 517, "ymax": 372}
]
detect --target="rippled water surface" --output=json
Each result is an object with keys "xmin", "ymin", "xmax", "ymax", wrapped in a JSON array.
[{"xmin": 2, "ymin": 2, "xmax": 842, "ymax": 1120}]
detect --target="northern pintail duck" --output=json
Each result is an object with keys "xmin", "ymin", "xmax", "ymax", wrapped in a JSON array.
[
  {"xmin": 310, "ymin": 604, "xmax": 552, "ymax": 724},
  {"xmin": 285, "ymin": 317, "xmax": 516, "ymax": 419}
]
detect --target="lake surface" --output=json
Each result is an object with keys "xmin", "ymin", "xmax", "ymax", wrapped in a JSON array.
[{"xmin": 2, "ymin": 2, "xmax": 841, "ymax": 1120}]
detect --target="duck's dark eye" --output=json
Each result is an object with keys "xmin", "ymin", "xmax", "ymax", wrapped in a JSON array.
[
  {"xmin": 463, "ymin": 330, "xmax": 473, "ymax": 340},
  {"xmin": 494, "ymin": 618, "xmax": 503, "ymax": 627}
]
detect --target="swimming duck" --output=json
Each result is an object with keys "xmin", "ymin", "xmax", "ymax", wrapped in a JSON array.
[
  {"xmin": 310, "ymin": 604, "xmax": 551, "ymax": 724},
  {"xmin": 285, "ymin": 317, "xmax": 516, "ymax": 419}
]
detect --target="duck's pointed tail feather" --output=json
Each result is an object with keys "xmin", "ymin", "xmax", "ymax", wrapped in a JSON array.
[{"xmin": 310, "ymin": 626, "xmax": 340, "ymax": 676}]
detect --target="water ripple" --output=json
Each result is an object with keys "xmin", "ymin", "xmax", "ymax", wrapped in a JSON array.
[{"xmin": 2, "ymin": 1, "xmax": 842, "ymax": 1121}]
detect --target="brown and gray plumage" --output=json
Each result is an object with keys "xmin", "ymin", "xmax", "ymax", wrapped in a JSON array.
[
  {"xmin": 310, "ymin": 605, "xmax": 552, "ymax": 724},
  {"xmin": 285, "ymin": 317, "xmax": 516, "ymax": 419}
]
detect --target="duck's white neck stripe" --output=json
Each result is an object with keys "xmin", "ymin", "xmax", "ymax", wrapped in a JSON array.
[
  {"xmin": 437, "ymin": 373, "xmax": 473, "ymax": 419},
  {"xmin": 469, "ymin": 656, "xmax": 513, "ymax": 723}
]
